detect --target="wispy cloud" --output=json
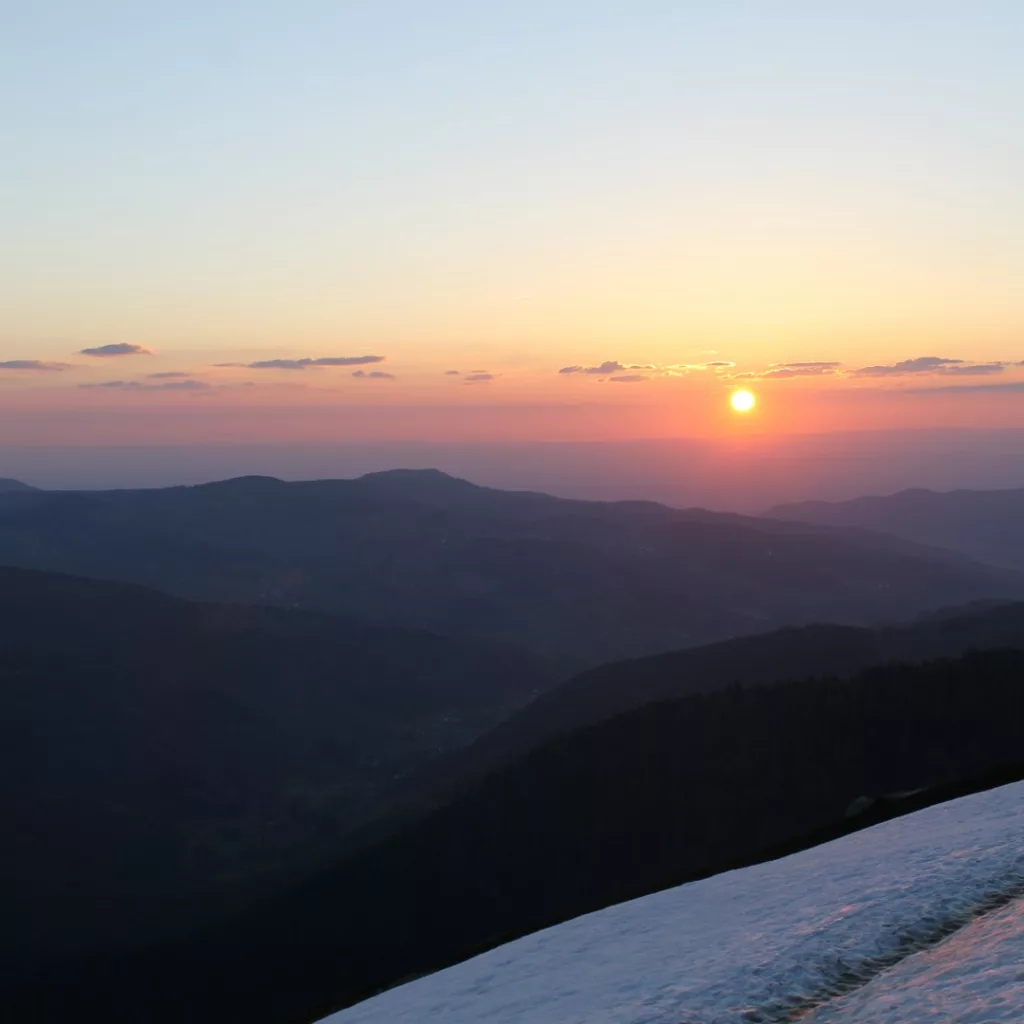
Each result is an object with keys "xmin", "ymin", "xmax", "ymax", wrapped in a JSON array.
[
  {"xmin": 464, "ymin": 372, "xmax": 496, "ymax": 383},
  {"xmin": 79, "ymin": 379, "xmax": 212, "ymax": 392},
  {"xmin": 935, "ymin": 363, "xmax": 1005, "ymax": 376},
  {"xmin": 559, "ymin": 360, "xmax": 625, "ymax": 375},
  {"xmin": 246, "ymin": 355, "xmax": 385, "ymax": 370},
  {"xmin": 854, "ymin": 356, "xmax": 1016, "ymax": 378},
  {"xmin": 855, "ymin": 356, "xmax": 962, "ymax": 377},
  {"xmin": 0, "ymin": 359, "xmax": 69, "ymax": 371},
  {"xmin": 352, "ymin": 370, "xmax": 396, "ymax": 380},
  {"xmin": 444, "ymin": 370, "xmax": 461, "ymax": 376},
  {"xmin": 904, "ymin": 380, "xmax": 1024, "ymax": 394},
  {"xmin": 734, "ymin": 361, "xmax": 842, "ymax": 380},
  {"xmin": 609, "ymin": 374, "xmax": 648, "ymax": 383},
  {"xmin": 80, "ymin": 343, "xmax": 153, "ymax": 358},
  {"xmin": 147, "ymin": 371, "xmax": 193, "ymax": 379}
]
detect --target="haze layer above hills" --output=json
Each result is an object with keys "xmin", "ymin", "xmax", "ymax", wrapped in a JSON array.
[
  {"xmin": 0, "ymin": 470, "xmax": 1020, "ymax": 664},
  {"xmin": 4, "ymin": 431, "xmax": 1024, "ymax": 510},
  {"xmin": 771, "ymin": 487, "xmax": 1024, "ymax": 570}
]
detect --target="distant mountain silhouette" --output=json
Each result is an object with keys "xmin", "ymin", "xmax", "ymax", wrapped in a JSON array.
[
  {"xmin": 0, "ymin": 566, "xmax": 557, "ymax": 961},
  {"xmin": 18, "ymin": 645, "xmax": 1024, "ymax": 1024},
  {"xmin": 770, "ymin": 486, "xmax": 1024, "ymax": 570},
  {"xmin": 0, "ymin": 478, "xmax": 35, "ymax": 492},
  {"xmin": 0, "ymin": 470, "xmax": 1021, "ymax": 664}
]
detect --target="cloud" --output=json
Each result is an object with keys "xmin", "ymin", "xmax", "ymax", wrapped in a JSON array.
[
  {"xmin": 765, "ymin": 362, "xmax": 842, "ymax": 379},
  {"xmin": 80, "ymin": 343, "xmax": 153, "ymax": 358},
  {"xmin": 444, "ymin": 370, "xmax": 461, "ymax": 376},
  {"xmin": 155, "ymin": 379, "xmax": 212, "ymax": 391},
  {"xmin": 79, "ymin": 379, "xmax": 212, "ymax": 392},
  {"xmin": 0, "ymin": 359, "xmax": 69, "ymax": 371},
  {"xmin": 609, "ymin": 374, "xmax": 648, "ymax": 383},
  {"xmin": 854, "ymin": 356, "xmax": 963, "ymax": 377},
  {"xmin": 904, "ymin": 380, "xmax": 1024, "ymax": 394},
  {"xmin": 730, "ymin": 361, "xmax": 841, "ymax": 380},
  {"xmin": 559, "ymin": 359, "xmax": 708, "ymax": 378},
  {"xmin": 699, "ymin": 361, "xmax": 736, "ymax": 369},
  {"xmin": 352, "ymin": 370, "xmax": 396, "ymax": 380},
  {"xmin": 247, "ymin": 355, "xmax": 385, "ymax": 370},
  {"xmin": 559, "ymin": 360, "xmax": 625, "ymax": 375},
  {"xmin": 936, "ymin": 363, "xmax": 1005, "ymax": 376},
  {"xmin": 147, "ymin": 371, "xmax": 192, "ymax": 379},
  {"xmin": 855, "ymin": 356, "xmax": 1015, "ymax": 378},
  {"xmin": 464, "ymin": 373, "xmax": 496, "ymax": 383}
]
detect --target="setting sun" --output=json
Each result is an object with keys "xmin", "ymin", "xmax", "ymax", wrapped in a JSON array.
[{"xmin": 730, "ymin": 389, "xmax": 757, "ymax": 413}]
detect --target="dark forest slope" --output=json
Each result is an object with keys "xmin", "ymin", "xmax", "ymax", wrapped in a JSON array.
[
  {"xmin": 15, "ymin": 648, "xmax": 1024, "ymax": 1024},
  {"xmin": 0, "ymin": 566, "xmax": 556, "ymax": 958},
  {"xmin": 428, "ymin": 600, "xmax": 1024, "ymax": 783}
]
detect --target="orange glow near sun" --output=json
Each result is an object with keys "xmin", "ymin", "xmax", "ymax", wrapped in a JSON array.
[{"xmin": 730, "ymin": 389, "xmax": 756, "ymax": 413}]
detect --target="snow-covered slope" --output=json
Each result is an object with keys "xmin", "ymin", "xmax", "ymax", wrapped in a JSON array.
[{"xmin": 322, "ymin": 780, "xmax": 1024, "ymax": 1024}]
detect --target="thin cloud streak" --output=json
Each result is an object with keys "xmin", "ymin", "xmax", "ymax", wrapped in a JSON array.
[
  {"xmin": 733, "ymin": 362, "xmax": 841, "ymax": 380},
  {"xmin": 0, "ymin": 360, "xmax": 69, "ymax": 371},
  {"xmin": 904, "ymin": 381, "xmax": 1024, "ymax": 394},
  {"xmin": 246, "ymin": 356, "xmax": 385, "ymax": 370},
  {"xmin": 79, "ymin": 379, "xmax": 212, "ymax": 392},
  {"xmin": 80, "ymin": 343, "xmax": 153, "ymax": 358},
  {"xmin": 855, "ymin": 356, "xmax": 962, "ymax": 377},
  {"xmin": 559, "ymin": 360, "xmax": 625, "ymax": 375}
]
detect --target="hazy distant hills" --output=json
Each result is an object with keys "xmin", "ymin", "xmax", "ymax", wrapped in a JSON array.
[
  {"xmin": 0, "ymin": 469, "xmax": 1021, "ymax": 664},
  {"xmin": 0, "ymin": 478, "xmax": 35, "ymax": 492},
  {"xmin": 770, "ymin": 487, "xmax": 1024, "ymax": 570},
  {"xmin": 0, "ymin": 566, "xmax": 557, "ymax": 960},
  {"xmin": 24, "ymin": 636, "xmax": 1024, "ymax": 1024},
  {"xmin": 399, "ymin": 600, "xmax": 1024, "ymax": 802}
]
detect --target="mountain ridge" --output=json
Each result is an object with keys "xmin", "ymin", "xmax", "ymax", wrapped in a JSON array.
[
  {"xmin": 769, "ymin": 485, "xmax": 1024, "ymax": 570},
  {"xmin": 0, "ymin": 469, "xmax": 1020, "ymax": 664}
]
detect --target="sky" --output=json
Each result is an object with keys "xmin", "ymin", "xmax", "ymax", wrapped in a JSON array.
[{"xmin": 3, "ymin": 1, "xmax": 1024, "ymax": 446}]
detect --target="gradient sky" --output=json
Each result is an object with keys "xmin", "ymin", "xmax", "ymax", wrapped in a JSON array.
[{"xmin": 3, "ymin": 1, "xmax": 1023, "ymax": 443}]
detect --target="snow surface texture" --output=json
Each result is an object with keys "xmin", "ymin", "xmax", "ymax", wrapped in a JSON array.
[
  {"xmin": 322, "ymin": 781, "xmax": 1024, "ymax": 1024},
  {"xmin": 806, "ymin": 896, "xmax": 1024, "ymax": 1023}
]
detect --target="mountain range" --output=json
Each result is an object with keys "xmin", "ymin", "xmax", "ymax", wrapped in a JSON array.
[
  {"xmin": 6, "ymin": 473, "xmax": 1024, "ymax": 1024},
  {"xmin": 1, "ymin": 470, "xmax": 1021, "ymax": 664},
  {"xmin": 770, "ymin": 486, "xmax": 1024, "ymax": 570}
]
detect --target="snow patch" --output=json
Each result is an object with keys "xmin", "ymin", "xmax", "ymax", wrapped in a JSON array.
[{"xmin": 322, "ymin": 781, "xmax": 1024, "ymax": 1024}]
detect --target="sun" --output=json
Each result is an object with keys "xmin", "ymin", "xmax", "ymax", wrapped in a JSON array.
[{"xmin": 730, "ymin": 389, "xmax": 756, "ymax": 413}]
